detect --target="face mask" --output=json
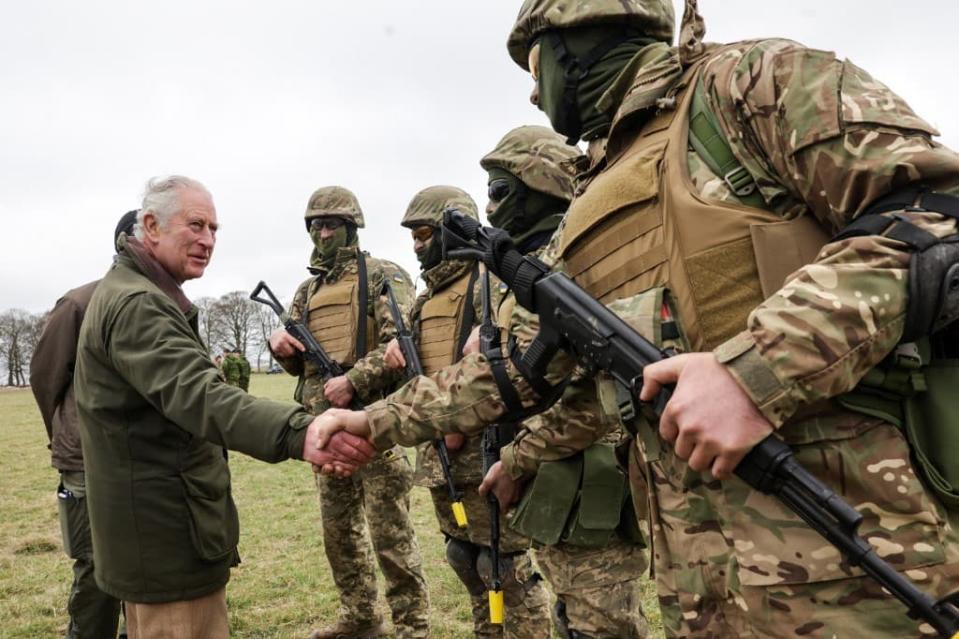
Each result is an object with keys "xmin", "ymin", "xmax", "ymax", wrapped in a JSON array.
[
  {"xmin": 310, "ymin": 225, "xmax": 349, "ymax": 268},
  {"xmin": 536, "ymin": 26, "xmax": 654, "ymax": 144},
  {"xmin": 486, "ymin": 169, "xmax": 528, "ymax": 233},
  {"xmin": 486, "ymin": 168, "xmax": 567, "ymax": 243},
  {"xmin": 415, "ymin": 231, "xmax": 444, "ymax": 270}
]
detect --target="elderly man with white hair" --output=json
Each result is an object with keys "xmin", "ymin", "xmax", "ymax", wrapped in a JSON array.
[{"xmin": 74, "ymin": 175, "xmax": 373, "ymax": 639}]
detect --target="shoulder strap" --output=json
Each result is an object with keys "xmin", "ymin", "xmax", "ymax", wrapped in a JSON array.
[
  {"xmin": 356, "ymin": 250, "xmax": 369, "ymax": 358},
  {"xmin": 453, "ymin": 264, "xmax": 480, "ymax": 363},
  {"xmin": 688, "ymin": 76, "xmax": 766, "ymax": 209}
]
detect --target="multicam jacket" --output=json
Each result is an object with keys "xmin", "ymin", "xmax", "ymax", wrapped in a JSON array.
[{"xmin": 363, "ymin": 36, "xmax": 959, "ymax": 591}]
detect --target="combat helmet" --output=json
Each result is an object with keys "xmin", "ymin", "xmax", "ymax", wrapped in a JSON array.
[
  {"xmin": 506, "ymin": 0, "xmax": 675, "ymax": 70},
  {"xmin": 480, "ymin": 125, "xmax": 580, "ymax": 202},
  {"xmin": 401, "ymin": 185, "xmax": 479, "ymax": 229},
  {"xmin": 304, "ymin": 185, "xmax": 365, "ymax": 230}
]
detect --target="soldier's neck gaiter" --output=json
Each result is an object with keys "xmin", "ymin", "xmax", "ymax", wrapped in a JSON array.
[
  {"xmin": 487, "ymin": 168, "xmax": 568, "ymax": 245},
  {"xmin": 310, "ymin": 225, "xmax": 349, "ymax": 270},
  {"xmin": 537, "ymin": 26, "xmax": 655, "ymax": 144},
  {"xmin": 416, "ymin": 233, "xmax": 444, "ymax": 271}
]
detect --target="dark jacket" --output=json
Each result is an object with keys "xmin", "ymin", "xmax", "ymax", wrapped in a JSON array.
[
  {"xmin": 75, "ymin": 238, "xmax": 313, "ymax": 603},
  {"xmin": 30, "ymin": 279, "xmax": 99, "ymax": 471}
]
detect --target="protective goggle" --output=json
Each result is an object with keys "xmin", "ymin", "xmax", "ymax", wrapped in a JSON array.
[
  {"xmin": 309, "ymin": 217, "xmax": 346, "ymax": 231},
  {"xmin": 488, "ymin": 179, "xmax": 511, "ymax": 203},
  {"xmin": 411, "ymin": 226, "xmax": 434, "ymax": 243}
]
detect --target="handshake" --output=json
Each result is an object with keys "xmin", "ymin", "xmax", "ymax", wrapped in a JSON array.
[{"xmin": 301, "ymin": 408, "xmax": 376, "ymax": 476}]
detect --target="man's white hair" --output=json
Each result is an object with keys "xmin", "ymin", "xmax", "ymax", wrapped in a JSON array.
[{"xmin": 135, "ymin": 175, "xmax": 211, "ymax": 240}]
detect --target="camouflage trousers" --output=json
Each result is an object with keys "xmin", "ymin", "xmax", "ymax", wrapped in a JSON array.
[
  {"xmin": 535, "ymin": 538, "xmax": 649, "ymax": 639},
  {"xmin": 630, "ymin": 420, "xmax": 959, "ymax": 638},
  {"xmin": 430, "ymin": 485, "xmax": 552, "ymax": 638},
  {"xmin": 317, "ymin": 446, "xmax": 430, "ymax": 639}
]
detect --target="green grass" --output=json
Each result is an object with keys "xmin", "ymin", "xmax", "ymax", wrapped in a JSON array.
[{"xmin": 0, "ymin": 375, "xmax": 663, "ymax": 638}]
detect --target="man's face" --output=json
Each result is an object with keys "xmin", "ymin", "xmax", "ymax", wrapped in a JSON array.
[
  {"xmin": 143, "ymin": 187, "xmax": 217, "ymax": 283},
  {"xmin": 528, "ymin": 42, "xmax": 541, "ymax": 108}
]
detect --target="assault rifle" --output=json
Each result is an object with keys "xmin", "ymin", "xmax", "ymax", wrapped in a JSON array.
[
  {"xmin": 478, "ymin": 269, "xmax": 507, "ymax": 625},
  {"xmin": 381, "ymin": 281, "xmax": 468, "ymax": 529},
  {"xmin": 250, "ymin": 281, "xmax": 365, "ymax": 411},
  {"xmin": 441, "ymin": 209, "xmax": 959, "ymax": 639}
]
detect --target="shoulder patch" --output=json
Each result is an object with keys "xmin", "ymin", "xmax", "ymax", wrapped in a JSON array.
[
  {"xmin": 393, "ymin": 273, "xmax": 405, "ymax": 283},
  {"xmin": 499, "ymin": 282, "xmax": 510, "ymax": 294}
]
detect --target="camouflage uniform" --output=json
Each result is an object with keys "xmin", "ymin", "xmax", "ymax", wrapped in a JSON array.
[
  {"xmin": 363, "ymin": 2, "xmax": 959, "ymax": 637},
  {"xmin": 484, "ymin": 126, "xmax": 650, "ymax": 639},
  {"xmin": 221, "ymin": 352, "xmax": 243, "ymax": 388},
  {"xmin": 237, "ymin": 354, "xmax": 251, "ymax": 392},
  {"xmin": 399, "ymin": 185, "xmax": 551, "ymax": 638},
  {"xmin": 276, "ymin": 186, "xmax": 429, "ymax": 638}
]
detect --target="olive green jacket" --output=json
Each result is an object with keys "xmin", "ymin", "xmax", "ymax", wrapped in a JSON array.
[{"xmin": 75, "ymin": 238, "xmax": 313, "ymax": 603}]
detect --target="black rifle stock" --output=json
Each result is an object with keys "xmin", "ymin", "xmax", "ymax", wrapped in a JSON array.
[
  {"xmin": 441, "ymin": 209, "xmax": 959, "ymax": 638},
  {"xmin": 250, "ymin": 281, "xmax": 365, "ymax": 411},
  {"xmin": 381, "ymin": 281, "xmax": 468, "ymax": 529},
  {"xmin": 478, "ymin": 269, "xmax": 506, "ymax": 625}
]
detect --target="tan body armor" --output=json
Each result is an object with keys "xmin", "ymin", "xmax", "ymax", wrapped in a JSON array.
[
  {"xmin": 559, "ymin": 61, "xmax": 828, "ymax": 352},
  {"xmin": 305, "ymin": 269, "xmax": 374, "ymax": 368},
  {"xmin": 417, "ymin": 267, "xmax": 477, "ymax": 375}
]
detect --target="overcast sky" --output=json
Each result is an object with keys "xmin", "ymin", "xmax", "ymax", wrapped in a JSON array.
[{"xmin": 2, "ymin": 1, "xmax": 957, "ymax": 313}]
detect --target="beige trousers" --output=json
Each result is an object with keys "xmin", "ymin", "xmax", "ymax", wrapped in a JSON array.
[{"xmin": 125, "ymin": 587, "xmax": 228, "ymax": 639}]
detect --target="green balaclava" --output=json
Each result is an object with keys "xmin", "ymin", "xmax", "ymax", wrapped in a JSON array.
[
  {"xmin": 415, "ymin": 230, "xmax": 444, "ymax": 271},
  {"xmin": 309, "ymin": 222, "xmax": 354, "ymax": 270},
  {"xmin": 537, "ymin": 25, "xmax": 655, "ymax": 144},
  {"xmin": 486, "ymin": 167, "xmax": 566, "ymax": 249}
]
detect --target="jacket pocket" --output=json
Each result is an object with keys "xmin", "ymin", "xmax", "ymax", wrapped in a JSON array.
[
  {"xmin": 180, "ymin": 449, "xmax": 239, "ymax": 562},
  {"xmin": 730, "ymin": 417, "xmax": 946, "ymax": 586}
]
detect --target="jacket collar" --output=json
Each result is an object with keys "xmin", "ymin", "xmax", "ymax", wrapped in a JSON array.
[
  {"xmin": 422, "ymin": 258, "xmax": 475, "ymax": 293},
  {"xmin": 119, "ymin": 236, "xmax": 193, "ymax": 315}
]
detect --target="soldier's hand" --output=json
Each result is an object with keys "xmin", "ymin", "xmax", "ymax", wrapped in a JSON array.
[
  {"xmin": 444, "ymin": 433, "xmax": 466, "ymax": 451},
  {"xmin": 303, "ymin": 420, "xmax": 375, "ymax": 475},
  {"xmin": 639, "ymin": 353, "xmax": 773, "ymax": 480},
  {"xmin": 384, "ymin": 338, "xmax": 406, "ymax": 370},
  {"xmin": 312, "ymin": 408, "xmax": 373, "ymax": 450},
  {"xmin": 478, "ymin": 461, "xmax": 522, "ymax": 512},
  {"xmin": 461, "ymin": 326, "xmax": 481, "ymax": 356},
  {"xmin": 269, "ymin": 328, "xmax": 305, "ymax": 358},
  {"xmin": 323, "ymin": 375, "xmax": 355, "ymax": 408}
]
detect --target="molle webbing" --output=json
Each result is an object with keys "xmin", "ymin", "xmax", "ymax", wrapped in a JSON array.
[
  {"xmin": 305, "ymin": 260, "xmax": 374, "ymax": 367},
  {"xmin": 560, "ymin": 61, "xmax": 828, "ymax": 351},
  {"xmin": 418, "ymin": 268, "xmax": 477, "ymax": 375}
]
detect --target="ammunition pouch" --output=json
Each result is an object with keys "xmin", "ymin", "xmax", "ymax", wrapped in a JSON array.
[
  {"xmin": 839, "ymin": 332, "xmax": 959, "ymax": 510},
  {"xmin": 509, "ymin": 443, "xmax": 645, "ymax": 548}
]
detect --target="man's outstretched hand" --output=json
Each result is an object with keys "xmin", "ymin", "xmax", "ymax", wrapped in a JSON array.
[{"xmin": 303, "ymin": 416, "xmax": 376, "ymax": 477}]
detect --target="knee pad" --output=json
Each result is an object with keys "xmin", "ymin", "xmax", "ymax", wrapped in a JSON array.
[
  {"xmin": 476, "ymin": 550, "xmax": 543, "ymax": 604},
  {"xmin": 445, "ymin": 538, "xmax": 486, "ymax": 597},
  {"xmin": 553, "ymin": 598, "xmax": 571, "ymax": 639}
]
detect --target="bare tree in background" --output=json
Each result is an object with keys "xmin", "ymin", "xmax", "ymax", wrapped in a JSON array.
[
  {"xmin": 213, "ymin": 291, "xmax": 258, "ymax": 357},
  {"xmin": 252, "ymin": 303, "xmax": 281, "ymax": 371},
  {"xmin": 0, "ymin": 309, "xmax": 44, "ymax": 386},
  {"xmin": 195, "ymin": 296, "xmax": 225, "ymax": 354}
]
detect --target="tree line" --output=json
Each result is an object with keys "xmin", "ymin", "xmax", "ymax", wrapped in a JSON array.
[{"xmin": 0, "ymin": 290, "xmax": 281, "ymax": 387}]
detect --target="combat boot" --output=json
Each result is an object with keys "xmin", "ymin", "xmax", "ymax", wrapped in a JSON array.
[{"xmin": 308, "ymin": 618, "xmax": 386, "ymax": 639}]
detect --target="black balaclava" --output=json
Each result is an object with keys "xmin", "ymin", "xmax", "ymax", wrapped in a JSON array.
[
  {"xmin": 487, "ymin": 168, "xmax": 566, "ymax": 251},
  {"xmin": 537, "ymin": 25, "xmax": 655, "ymax": 144},
  {"xmin": 414, "ymin": 229, "xmax": 444, "ymax": 271}
]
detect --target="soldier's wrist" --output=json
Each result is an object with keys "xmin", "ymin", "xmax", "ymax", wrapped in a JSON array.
[
  {"xmin": 364, "ymin": 400, "xmax": 398, "ymax": 452},
  {"xmin": 714, "ymin": 330, "xmax": 796, "ymax": 428},
  {"xmin": 500, "ymin": 443, "xmax": 536, "ymax": 481}
]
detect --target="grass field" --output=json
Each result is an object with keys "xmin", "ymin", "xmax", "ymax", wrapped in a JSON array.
[{"xmin": 0, "ymin": 374, "xmax": 663, "ymax": 638}]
